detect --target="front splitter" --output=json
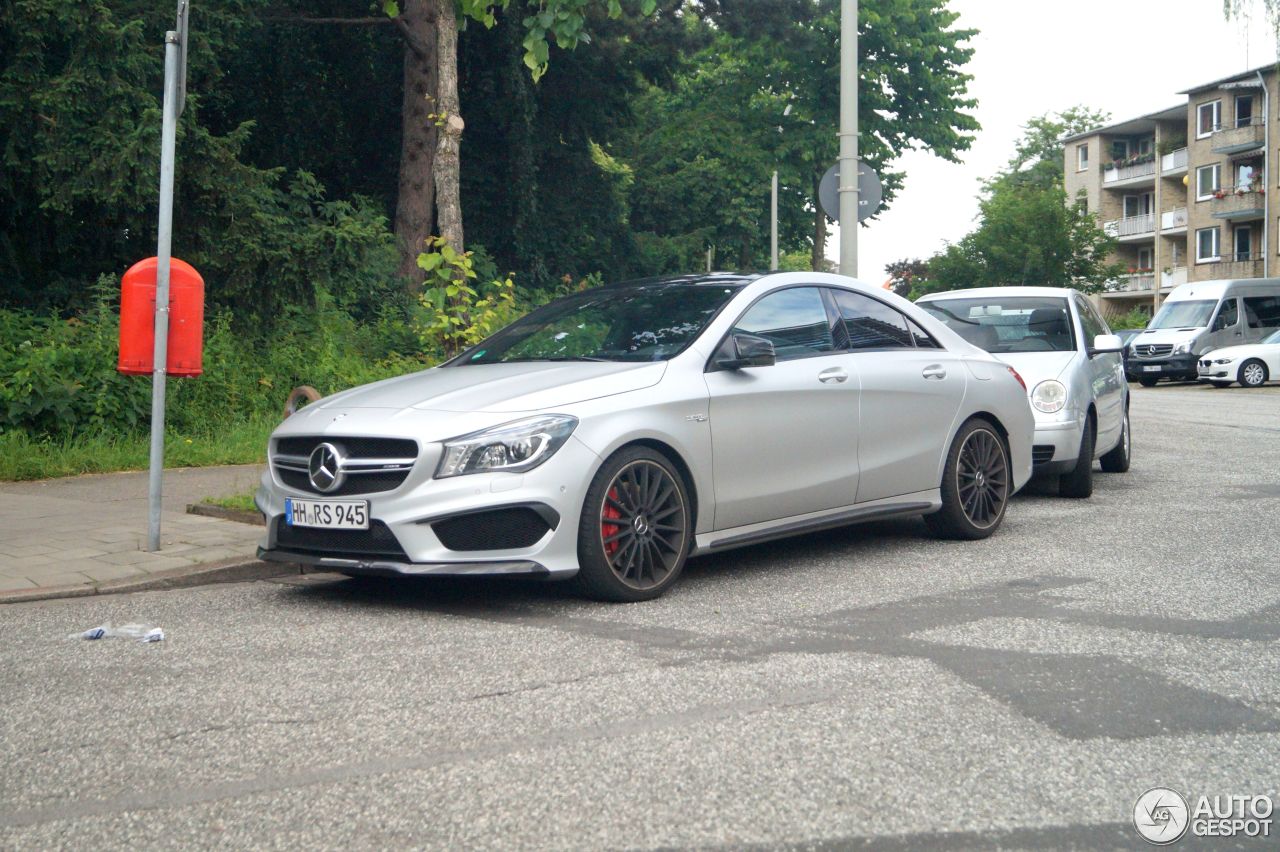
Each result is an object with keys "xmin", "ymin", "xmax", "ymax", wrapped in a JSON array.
[{"xmin": 257, "ymin": 547, "xmax": 550, "ymax": 578}]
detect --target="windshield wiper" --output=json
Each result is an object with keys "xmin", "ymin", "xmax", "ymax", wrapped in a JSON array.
[{"xmin": 545, "ymin": 356, "xmax": 611, "ymax": 362}]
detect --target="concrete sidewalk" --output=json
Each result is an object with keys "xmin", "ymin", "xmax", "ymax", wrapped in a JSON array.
[{"xmin": 0, "ymin": 465, "xmax": 277, "ymax": 599}]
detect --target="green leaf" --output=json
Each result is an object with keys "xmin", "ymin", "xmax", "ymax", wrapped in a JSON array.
[{"xmin": 382, "ymin": 0, "xmax": 401, "ymax": 18}]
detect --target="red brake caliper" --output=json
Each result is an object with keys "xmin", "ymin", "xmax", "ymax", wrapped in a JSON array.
[{"xmin": 601, "ymin": 487, "xmax": 622, "ymax": 556}]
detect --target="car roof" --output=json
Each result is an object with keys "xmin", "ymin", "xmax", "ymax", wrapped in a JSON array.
[{"xmin": 917, "ymin": 286, "xmax": 1080, "ymax": 301}]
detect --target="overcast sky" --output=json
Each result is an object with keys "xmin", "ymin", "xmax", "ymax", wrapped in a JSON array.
[{"xmin": 832, "ymin": 0, "xmax": 1279, "ymax": 284}]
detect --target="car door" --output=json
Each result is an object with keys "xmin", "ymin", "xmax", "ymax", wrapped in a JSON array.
[
  {"xmin": 704, "ymin": 286, "xmax": 860, "ymax": 531},
  {"xmin": 828, "ymin": 289, "xmax": 967, "ymax": 504},
  {"xmin": 1205, "ymin": 296, "xmax": 1244, "ymax": 350},
  {"xmin": 1075, "ymin": 295, "xmax": 1124, "ymax": 452}
]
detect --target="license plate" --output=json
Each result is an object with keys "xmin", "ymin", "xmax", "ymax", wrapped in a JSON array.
[
  {"xmin": 285, "ymin": 498, "xmax": 369, "ymax": 530},
  {"xmin": 1142, "ymin": 365, "xmax": 1161, "ymax": 373}
]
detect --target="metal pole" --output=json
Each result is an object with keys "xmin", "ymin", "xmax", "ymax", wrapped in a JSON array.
[
  {"xmin": 147, "ymin": 31, "xmax": 181, "ymax": 552},
  {"xmin": 838, "ymin": 0, "xmax": 858, "ymax": 276},
  {"xmin": 770, "ymin": 170, "xmax": 779, "ymax": 270}
]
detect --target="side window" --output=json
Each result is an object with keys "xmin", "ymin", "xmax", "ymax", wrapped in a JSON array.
[
  {"xmin": 1213, "ymin": 298, "xmax": 1239, "ymax": 330},
  {"xmin": 831, "ymin": 290, "xmax": 915, "ymax": 350},
  {"xmin": 1244, "ymin": 295, "xmax": 1280, "ymax": 329},
  {"xmin": 1075, "ymin": 296, "xmax": 1107, "ymax": 342},
  {"xmin": 732, "ymin": 287, "xmax": 835, "ymax": 361},
  {"xmin": 907, "ymin": 317, "xmax": 940, "ymax": 348}
]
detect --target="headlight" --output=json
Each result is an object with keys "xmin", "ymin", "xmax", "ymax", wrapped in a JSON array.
[
  {"xmin": 435, "ymin": 415, "xmax": 578, "ymax": 478},
  {"xmin": 1031, "ymin": 380, "xmax": 1066, "ymax": 414},
  {"xmin": 1213, "ymin": 357, "xmax": 1235, "ymax": 364},
  {"xmin": 1173, "ymin": 342, "xmax": 1193, "ymax": 355}
]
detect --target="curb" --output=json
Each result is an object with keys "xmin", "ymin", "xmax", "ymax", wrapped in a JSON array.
[
  {"xmin": 186, "ymin": 502, "xmax": 265, "ymax": 526},
  {"xmin": 0, "ymin": 557, "xmax": 300, "ymax": 605}
]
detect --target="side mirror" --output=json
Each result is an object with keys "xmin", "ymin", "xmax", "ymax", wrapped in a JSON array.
[
  {"xmin": 1090, "ymin": 333, "xmax": 1124, "ymax": 355},
  {"xmin": 717, "ymin": 333, "xmax": 776, "ymax": 370}
]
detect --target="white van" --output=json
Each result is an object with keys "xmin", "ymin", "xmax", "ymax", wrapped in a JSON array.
[{"xmin": 1126, "ymin": 278, "xmax": 1280, "ymax": 386}]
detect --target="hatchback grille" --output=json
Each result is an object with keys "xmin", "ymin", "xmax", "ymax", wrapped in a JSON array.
[
  {"xmin": 1134, "ymin": 344, "xmax": 1173, "ymax": 358},
  {"xmin": 272, "ymin": 436, "xmax": 418, "ymax": 496},
  {"xmin": 432, "ymin": 507, "xmax": 555, "ymax": 551},
  {"xmin": 273, "ymin": 518, "xmax": 409, "ymax": 560},
  {"xmin": 1032, "ymin": 445, "xmax": 1055, "ymax": 465}
]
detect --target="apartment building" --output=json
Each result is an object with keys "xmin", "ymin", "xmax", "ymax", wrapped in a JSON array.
[{"xmin": 1063, "ymin": 65, "xmax": 1278, "ymax": 319}]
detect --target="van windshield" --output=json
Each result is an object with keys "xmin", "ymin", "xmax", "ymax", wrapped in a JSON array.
[{"xmin": 1148, "ymin": 299, "xmax": 1215, "ymax": 330}]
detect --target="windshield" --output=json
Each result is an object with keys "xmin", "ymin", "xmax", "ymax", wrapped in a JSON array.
[
  {"xmin": 1265, "ymin": 329, "xmax": 1280, "ymax": 344},
  {"xmin": 1148, "ymin": 299, "xmax": 1215, "ymax": 330},
  {"xmin": 919, "ymin": 297, "xmax": 1076, "ymax": 353},
  {"xmin": 455, "ymin": 284, "xmax": 742, "ymax": 365}
]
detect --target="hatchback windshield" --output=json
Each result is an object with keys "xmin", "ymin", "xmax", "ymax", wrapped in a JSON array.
[
  {"xmin": 456, "ymin": 284, "xmax": 742, "ymax": 365},
  {"xmin": 920, "ymin": 297, "xmax": 1076, "ymax": 353},
  {"xmin": 1148, "ymin": 299, "xmax": 1215, "ymax": 330}
]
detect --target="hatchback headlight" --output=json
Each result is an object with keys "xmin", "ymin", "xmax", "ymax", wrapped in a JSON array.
[
  {"xmin": 436, "ymin": 415, "xmax": 578, "ymax": 478},
  {"xmin": 1031, "ymin": 380, "xmax": 1066, "ymax": 414}
]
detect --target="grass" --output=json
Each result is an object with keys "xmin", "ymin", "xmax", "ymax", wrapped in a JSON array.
[
  {"xmin": 202, "ymin": 490, "xmax": 259, "ymax": 513},
  {"xmin": 0, "ymin": 416, "xmax": 276, "ymax": 482}
]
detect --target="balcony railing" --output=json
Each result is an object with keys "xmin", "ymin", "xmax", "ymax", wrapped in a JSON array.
[
  {"xmin": 1162, "ymin": 266, "xmax": 1188, "ymax": 289},
  {"xmin": 1161, "ymin": 148, "xmax": 1188, "ymax": 172},
  {"xmin": 1160, "ymin": 207, "xmax": 1188, "ymax": 231},
  {"xmin": 1102, "ymin": 158, "xmax": 1157, "ymax": 184},
  {"xmin": 1210, "ymin": 117, "xmax": 1264, "ymax": 155},
  {"xmin": 1104, "ymin": 213, "xmax": 1155, "ymax": 238},
  {"xmin": 1209, "ymin": 185, "xmax": 1266, "ymax": 220},
  {"xmin": 1105, "ymin": 273, "xmax": 1156, "ymax": 293},
  {"xmin": 1203, "ymin": 254, "xmax": 1264, "ymax": 278}
]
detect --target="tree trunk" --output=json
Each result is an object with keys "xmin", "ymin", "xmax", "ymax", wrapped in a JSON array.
[
  {"xmin": 394, "ymin": 0, "xmax": 438, "ymax": 285},
  {"xmin": 433, "ymin": 0, "xmax": 464, "ymax": 252},
  {"xmin": 812, "ymin": 170, "xmax": 826, "ymax": 271}
]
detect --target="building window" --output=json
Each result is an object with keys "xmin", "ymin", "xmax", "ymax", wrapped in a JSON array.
[
  {"xmin": 1196, "ymin": 163, "xmax": 1221, "ymax": 199},
  {"xmin": 1137, "ymin": 247, "xmax": 1154, "ymax": 270},
  {"xmin": 1234, "ymin": 226, "xmax": 1253, "ymax": 261},
  {"xmin": 1236, "ymin": 94, "xmax": 1255, "ymax": 128},
  {"xmin": 1196, "ymin": 227, "xmax": 1221, "ymax": 263},
  {"xmin": 1137, "ymin": 137, "xmax": 1154, "ymax": 156},
  {"xmin": 1198, "ymin": 100, "xmax": 1222, "ymax": 137},
  {"xmin": 1076, "ymin": 144, "xmax": 1089, "ymax": 172}
]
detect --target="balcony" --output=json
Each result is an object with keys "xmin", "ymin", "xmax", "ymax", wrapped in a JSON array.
[
  {"xmin": 1161, "ymin": 266, "xmax": 1188, "ymax": 290},
  {"xmin": 1104, "ymin": 273, "xmax": 1156, "ymax": 294},
  {"xmin": 1160, "ymin": 207, "xmax": 1188, "ymax": 232},
  {"xmin": 1202, "ymin": 254, "xmax": 1264, "ymax": 279},
  {"xmin": 1210, "ymin": 118, "xmax": 1264, "ymax": 156},
  {"xmin": 1160, "ymin": 147, "xmax": 1188, "ymax": 174},
  {"xmin": 1102, "ymin": 156, "xmax": 1157, "ymax": 187},
  {"xmin": 1209, "ymin": 186, "xmax": 1266, "ymax": 221},
  {"xmin": 1103, "ymin": 213, "xmax": 1155, "ymax": 241}
]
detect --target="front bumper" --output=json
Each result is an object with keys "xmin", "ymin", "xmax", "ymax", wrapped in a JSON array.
[
  {"xmin": 256, "ymin": 434, "xmax": 602, "ymax": 579},
  {"xmin": 1127, "ymin": 353, "xmax": 1197, "ymax": 381},
  {"xmin": 1197, "ymin": 359, "xmax": 1235, "ymax": 381},
  {"xmin": 1030, "ymin": 417, "xmax": 1083, "ymax": 475}
]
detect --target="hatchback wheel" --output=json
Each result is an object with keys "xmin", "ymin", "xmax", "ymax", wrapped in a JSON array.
[
  {"xmin": 1099, "ymin": 407, "xmax": 1131, "ymax": 474},
  {"xmin": 924, "ymin": 419, "xmax": 1009, "ymax": 540},
  {"xmin": 1058, "ymin": 416, "xmax": 1095, "ymax": 498},
  {"xmin": 1138, "ymin": 377, "xmax": 1158, "ymax": 388},
  {"xmin": 574, "ymin": 447, "xmax": 691, "ymax": 602},
  {"xmin": 1239, "ymin": 359, "xmax": 1269, "ymax": 388}
]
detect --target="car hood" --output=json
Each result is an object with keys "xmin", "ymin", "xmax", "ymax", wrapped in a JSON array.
[
  {"xmin": 312, "ymin": 361, "xmax": 667, "ymax": 414},
  {"xmin": 1203, "ymin": 342, "xmax": 1276, "ymax": 360},
  {"xmin": 988, "ymin": 351, "xmax": 1076, "ymax": 384},
  {"xmin": 1131, "ymin": 327, "xmax": 1201, "ymax": 346}
]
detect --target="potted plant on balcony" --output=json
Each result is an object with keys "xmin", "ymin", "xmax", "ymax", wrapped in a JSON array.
[{"xmin": 1213, "ymin": 189, "xmax": 1227, "ymax": 199}]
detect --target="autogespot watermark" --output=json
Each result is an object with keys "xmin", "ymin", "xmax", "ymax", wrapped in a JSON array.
[{"xmin": 1133, "ymin": 787, "xmax": 1274, "ymax": 845}]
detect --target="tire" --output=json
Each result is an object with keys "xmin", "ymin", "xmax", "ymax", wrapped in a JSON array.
[
  {"xmin": 1239, "ymin": 359, "xmax": 1269, "ymax": 388},
  {"xmin": 924, "ymin": 418, "xmax": 1010, "ymax": 540},
  {"xmin": 1058, "ymin": 416, "xmax": 1095, "ymax": 498},
  {"xmin": 1210, "ymin": 381, "xmax": 1233, "ymax": 389},
  {"xmin": 1099, "ymin": 407, "xmax": 1131, "ymax": 473},
  {"xmin": 573, "ymin": 446, "xmax": 692, "ymax": 602},
  {"xmin": 1138, "ymin": 377, "xmax": 1158, "ymax": 388}
]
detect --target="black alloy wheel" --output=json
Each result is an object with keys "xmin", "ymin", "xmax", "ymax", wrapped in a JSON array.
[
  {"xmin": 925, "ymin": 418, "xmax": 1010, "ymax": 540},
  {"xmin": 575, "ymin": 447, "xmax": 691, "ymax": 601}
]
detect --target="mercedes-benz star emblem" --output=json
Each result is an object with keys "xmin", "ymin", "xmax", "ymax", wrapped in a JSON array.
[{"xmin": 308, "ymin": 442, "xmax": 345, "ymax": 493}]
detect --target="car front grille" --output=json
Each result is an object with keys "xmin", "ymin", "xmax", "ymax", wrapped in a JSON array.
[
  {"xmin": 1134, "ymin": 344, "xmax": 1173, "ymax": 358},
  {"xmin": 272, "ymin": 436, "xmax": 418, "ymax": 496},
  {"xmin": 432, "ymin": 507, "xmax": 556, "ymax": 551},
  {"xmin": 273, "ymin": 517, "xmax": 409, "ymax": 560},
  {"xmin": 1032, "ymin": 445, "xmax": 1055, "ymax": 465}
]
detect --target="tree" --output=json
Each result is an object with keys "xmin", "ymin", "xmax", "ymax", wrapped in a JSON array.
[{"xmin": 984, "ymin": 106, "xmax": 1110, "ymax": 194}]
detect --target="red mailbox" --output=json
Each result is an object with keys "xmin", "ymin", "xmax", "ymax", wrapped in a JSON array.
[{"xmin": 118, "ymin": 257, "xmax": 204, "ymax": 377}]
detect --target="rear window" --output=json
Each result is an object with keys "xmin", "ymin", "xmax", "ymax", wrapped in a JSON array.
[{"xmin": 919, "ymin": 297, "xmax": 1076, "ymax": 353}]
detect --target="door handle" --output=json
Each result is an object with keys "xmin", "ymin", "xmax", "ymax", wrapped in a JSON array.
[
  {"xmin": 818, "ymin": 367, "xmax": 848, "ymax": 384},
  {"xmin": 922, "ymin": 364, "xmax": 947, "ymax": 380}
]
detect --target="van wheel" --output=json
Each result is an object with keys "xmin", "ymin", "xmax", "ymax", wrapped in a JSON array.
[
  {"xmin": 1099, "ymin": 408, "xmax": 1130, "ymax": 474},
  {"xmin": 924, "ymin": 418, "xmax": 1009, "ymax": 540},
  {"xmin": 1138, "ymin": 377, "xmax": 1158, "ymax": 388},
  {"xmin": 1058, "ymin": 418, "xmax": 1095, "ymax": 498},
  {"xmin": 1210, "ymin": 381, "xmax": 1232, "ymax": 389},
  {"xmin": 1239, "ymin": 359, "xmax": 1269, "ymax": 388}
]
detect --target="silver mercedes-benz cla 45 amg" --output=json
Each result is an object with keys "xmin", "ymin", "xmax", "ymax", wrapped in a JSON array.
[{"xmin": 256, "ymin": 272, "xmax": 1035, "ymax": 601}]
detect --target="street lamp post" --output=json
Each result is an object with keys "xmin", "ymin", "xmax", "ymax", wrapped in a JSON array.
[{"xmin": 838, "ymin": 0, "xmax": 858, "ymax": 277}]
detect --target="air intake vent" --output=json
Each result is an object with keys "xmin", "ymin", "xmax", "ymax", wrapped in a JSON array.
[
  {"xmin": 274, "ymin": 518, "xmax": 409, "ymax": 560},
  {"xmin": 432, "ymin": 507, "xmax": 555, "ymax": 551}
]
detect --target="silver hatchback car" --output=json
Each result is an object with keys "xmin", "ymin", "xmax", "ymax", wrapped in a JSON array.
[
  {"xmin": 917, "ymin": 286, "xmax": 1130, "ymax": 498},
  {"xmin": 257, "ymin": 272, "xmax": 1035, "ymax": 600}
]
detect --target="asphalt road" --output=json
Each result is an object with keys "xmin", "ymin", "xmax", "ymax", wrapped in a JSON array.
[{"xmin": 2, "ymin": 382, "xmax": 1278, "ymax": 850}]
